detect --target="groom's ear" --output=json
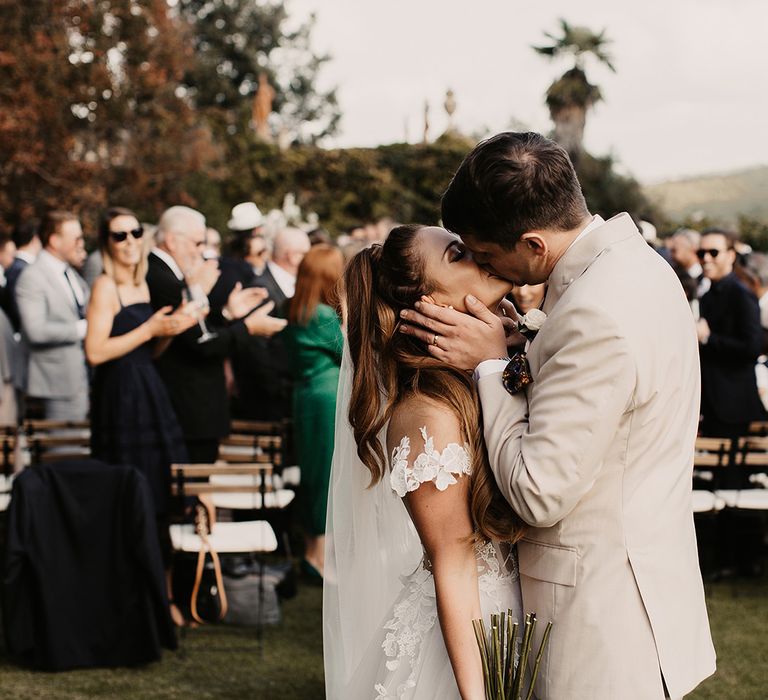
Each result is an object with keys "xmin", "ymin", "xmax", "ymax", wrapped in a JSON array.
[{"xmin": 519, "ymin": 232, "xmax": 548, "ymax": 257}]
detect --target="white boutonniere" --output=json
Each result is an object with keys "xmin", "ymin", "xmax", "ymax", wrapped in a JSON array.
[{"xmin": 518, "ymin": 308, "xmax": 547, "ymax": 337}]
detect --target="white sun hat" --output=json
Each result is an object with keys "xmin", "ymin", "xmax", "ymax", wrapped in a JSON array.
[{"xmin": 227, "ymin": 202, "xmax": 264, "ymax": 231}]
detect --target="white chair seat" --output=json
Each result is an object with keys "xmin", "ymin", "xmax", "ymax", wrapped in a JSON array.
[
  {"xmin": 170, "ymin": 520, "xmax": 278, "ymax": 553},
  {"xmin": 281, "ymin": 465, "xmax": 301, "ymax": 486},
  {"xmin": 211, "ymin": 489, "xmax": 295, "ymax": 510},
  {"xmin": 692, "ymin": 490, "xmax": 724, "ymax": 513},
  {"xmin": 715, "ymin": 489, "xmax": 768, "ymax": 510},
  {"xmin": 0, "ymin": 492, "xmax": 10, "ymax": 512},
  {"xmin": 208, "ymin": 474, "xmax": 294, "ymax": 510},
  {"xmin": 0, "ymin": 474, "xmax": 13, "ymax": 491},
  {"xmin": 715, "ymin": 489, "xmax": 740, "ymax": 508}
]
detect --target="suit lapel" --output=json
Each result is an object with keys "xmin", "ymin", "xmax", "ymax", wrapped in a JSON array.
[{"xmin": 542, "ymin": 213, "xmax": 640, "ymax": 315}]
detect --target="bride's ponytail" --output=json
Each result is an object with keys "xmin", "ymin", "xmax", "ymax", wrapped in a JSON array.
[{"xmin": 345, "ymin": 245, "xmax": 398, "ymax": 484}]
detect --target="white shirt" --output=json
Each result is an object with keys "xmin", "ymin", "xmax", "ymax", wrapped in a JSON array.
[
  {"xmin": 267, "ymin": 260, "xmax": 296, "ymax": 298},
  {"xmin": 38, "ymin": 249, "xmax": 87, "ymax": 339},
  {"xmin": 15, "ymin": 250, "xmax": 37, "ymax": 266},
  {"xmin": 151, "ymin": 247, "xmax": 184, "ymax": 281},
  {"xmin": 475, "ymin": 215, "xmax": 605, "ymax": 380},
  {"xmin": 687, "ymin": 262, "xmax": 703, "ymax": 280}
]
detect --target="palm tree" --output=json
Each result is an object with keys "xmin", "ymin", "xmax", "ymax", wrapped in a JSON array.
[{"xmin": 533, "ymin": 19, "xmax": 615, "ymax": 161}]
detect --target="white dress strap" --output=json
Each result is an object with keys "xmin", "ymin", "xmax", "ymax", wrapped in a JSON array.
[{"xmin": 389, "ymin": 426, "xmax": 472, "ymax": 497}]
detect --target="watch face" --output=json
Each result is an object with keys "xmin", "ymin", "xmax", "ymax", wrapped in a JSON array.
[{"xmin": 502, "ymin": 352, "xmax": 533, "ymax": 395}]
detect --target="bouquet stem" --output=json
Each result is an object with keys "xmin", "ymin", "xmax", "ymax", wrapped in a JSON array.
[{"xmin": 472, "ymin": 610, "xmax": 552, "ymax": 700}]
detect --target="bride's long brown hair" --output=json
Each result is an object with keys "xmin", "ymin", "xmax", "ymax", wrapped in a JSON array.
[{"xmin": 345, "ymin": 224, "xmax": 525, "ymax": 543}]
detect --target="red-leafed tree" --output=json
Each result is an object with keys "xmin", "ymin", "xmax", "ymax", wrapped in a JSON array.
[{"xmin": 0, "ymin": 0, "xmax": 210, "ymax": 233}]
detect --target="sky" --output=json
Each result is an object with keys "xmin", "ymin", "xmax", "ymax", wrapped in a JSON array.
[{"xmin": 287, "ymin": 0, "xmax": 768, "ymax": 184}]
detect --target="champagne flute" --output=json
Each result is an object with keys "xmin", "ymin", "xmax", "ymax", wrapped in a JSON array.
[{"xmin": 183, "ymin": 284, "xmax": 218, "ymax": 344}]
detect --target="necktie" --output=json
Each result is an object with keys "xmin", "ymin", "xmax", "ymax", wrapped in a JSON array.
[{"xmin": 64, "ymin": 268, "xmax": 85, "ymax": 319}]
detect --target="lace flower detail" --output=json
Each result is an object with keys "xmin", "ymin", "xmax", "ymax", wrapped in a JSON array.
[
  {"xmin": 376, "ymin": 567, "xmax": 437, "ymax": 698},
  {"xmin": 389, "ymin": 426, "xmax": 471, "ymax": 498}
]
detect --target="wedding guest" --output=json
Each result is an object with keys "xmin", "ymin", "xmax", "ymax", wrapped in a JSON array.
[
  {"xmin": 0, "ymin": 234, "xmax": 19, "ymax": 423},
  {"xmin": 698, "ymin": 229, "xmax": 765, "ymax": 442},
  {"xmin": 508, "ymin": 283, "xmax": 546, "ymax": 352},
  {"xmin": 742, "ymin": 253, "xmax": 768, "ymax": 331},
  {"xmin": 147, "ymin": 206, "xmax": 284, "ymax": 463},
  {"xmin": 15, "ymin": 211, "xmax": 89, "ymax": 421},
  {"xmin": 85, "ymin": 206, "xmax": 197, "ymax": 625},
  {"xmin": 227, "ymin": 201, "xmax": 265, "ymax": 272},
  {"xmin": 205, "ymin": 227, "xmax": 222, "ymax": 260},
  {"xmin": 0, "ymin": 232, "xmax": 17, "ymax": 325},
  {"xmin": 232, "ymin": 226, "xmax": 310, "ymax": 420},
  {"xmin": 82, "ymin": 250, "xmax": 104, "ymax": 288},
  {"xmin": 741, "ymin": 253, "xmax": 768, "ymax": 410},
  {"xmin": 0, "ymin": 303, "xmax": 19, "ymax": 424},
  {"xmin": 245, "ymin": 234, "xmax": 269, "ymax": 276},
  {"xmin": 282, "ymin": 244, "xmax": 344, "ymax": 579},
  {"xmin": 511, "ymin": 283, "xmax": 546, "ymax": 315},
  {"xmin": 6, "ymin": 220, "xmax": 41, "ymax": 332},
  {"xmin": 307, "ymin": 228, "xmax": 332, "ymax": 247},
  {"xmin": 669, "ymin": 228, "xmax": 708, "ymax": 302}
]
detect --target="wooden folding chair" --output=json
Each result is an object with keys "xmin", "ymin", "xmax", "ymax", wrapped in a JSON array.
[{"xmin": 169, "ymin": 463, "xmax": 279, "ymax": 638}]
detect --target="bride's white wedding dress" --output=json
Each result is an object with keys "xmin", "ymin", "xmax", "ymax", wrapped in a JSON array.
[
  {"xmin": 371, "ymin": 428, "xmax": 522, "ymax": 699},
  {"xmin": 324, "ymin": 345, "xmax": 523, "ymax": 700}
]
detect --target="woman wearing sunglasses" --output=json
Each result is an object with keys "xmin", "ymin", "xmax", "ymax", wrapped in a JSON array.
[{"xmin": 85, "ymin": 206, "xmax": 197, "ymax": 627}]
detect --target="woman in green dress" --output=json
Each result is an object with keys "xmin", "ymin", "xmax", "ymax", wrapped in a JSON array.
[{"xmin": 283, "ymin": 244, "xmax": 345, "ymax": 580}]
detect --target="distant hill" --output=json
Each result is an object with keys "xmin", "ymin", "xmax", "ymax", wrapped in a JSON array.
[{"xmin": 643, "ymin": 165, "xmax": 768, "ymax": 225}]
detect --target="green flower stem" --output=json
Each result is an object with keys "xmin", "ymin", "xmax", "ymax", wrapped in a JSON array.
[{"xmin": 525, "ymin": 621, "xmax": 553, "ymax": 700}]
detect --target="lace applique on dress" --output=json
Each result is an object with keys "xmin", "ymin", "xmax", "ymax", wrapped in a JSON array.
[
  {"xmin": 374, "ymin": 541, "xmax": 520, "ymax": 699},
  {"xmin": 389, "ymin": 426, "xmax": 471, "ymax": 498},
  {"xmin": 375, "ymin": 567, "xmax": 438, "ymax": 699}
]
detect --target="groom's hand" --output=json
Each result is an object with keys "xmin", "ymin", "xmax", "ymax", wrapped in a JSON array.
[{"xmin": 399, "ymin": 295, "xmax": 508, "ymax": 370}]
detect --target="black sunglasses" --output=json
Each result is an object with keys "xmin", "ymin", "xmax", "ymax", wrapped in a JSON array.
[
  {"xmin": 109, "ymin": 227, "xmax": 144, "ymax": 243},
  {"xmin": 696, "ymin": 248, "xmax": 732, "ymax": 260}
]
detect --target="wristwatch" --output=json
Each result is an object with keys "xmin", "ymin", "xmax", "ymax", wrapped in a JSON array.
[{"xmin": 502, "ymin": 352, "xmax": 533, "ymax": 395}]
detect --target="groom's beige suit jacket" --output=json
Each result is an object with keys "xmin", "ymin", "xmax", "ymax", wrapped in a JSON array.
[{"xmin": 478, "ymin": 214, "xmax": 715, "ymax": 699}]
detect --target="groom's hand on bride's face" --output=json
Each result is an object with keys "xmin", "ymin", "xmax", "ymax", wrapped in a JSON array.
[{"xmin": 399, "ymin": 295, "xmax": 508, "ymax": 370}]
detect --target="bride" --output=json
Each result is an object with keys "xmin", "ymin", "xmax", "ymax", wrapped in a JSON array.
[{"xmin": 324, "ymin": 224, "xmax": 526, "ymax": 699}]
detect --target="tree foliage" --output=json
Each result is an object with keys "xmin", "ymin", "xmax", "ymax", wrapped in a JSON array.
[
  {"xmin": 0, "ymin": 0, "xmax": 208, "ymax": 232},
  {"xmin": 178, "ymin": 0, "xmax": 340, "ymax": 144},
  {"xmin": 534, "ymin": 19, "xmax": 615, "ymax": 160}
]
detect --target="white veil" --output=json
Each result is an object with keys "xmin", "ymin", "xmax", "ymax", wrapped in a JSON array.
[{"xmin": 323, "ymin": 338, "xmax": 422, "ymax": 698}]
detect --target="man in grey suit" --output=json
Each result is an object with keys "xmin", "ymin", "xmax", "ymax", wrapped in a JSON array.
[{"xmin": 16, "ymin": 211, "xmax": 90, "ymax": 420}]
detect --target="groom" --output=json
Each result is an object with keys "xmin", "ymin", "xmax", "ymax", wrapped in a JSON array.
[{"xmin": 401, "ymin": 133, "xmax": 715, "ymax": 699}]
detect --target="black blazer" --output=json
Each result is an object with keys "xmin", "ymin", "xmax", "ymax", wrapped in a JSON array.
[
  {"xmin": 699, "ymin": 272, "xmax": 765, "ymax": 424},
  {"xmin": 3, "ymin": 256, "xmax": 28, "ymax": 331},
  {"xmin": 231, "ymin": 265, "xmax": 292, "ymax": 421},
  {"xmin": 146, "ymin": 252, "xmax": 249, "ymax": 440},
  {"xmin": 207, "ymin": 256, "xmax": 257, "ymax": 326}
]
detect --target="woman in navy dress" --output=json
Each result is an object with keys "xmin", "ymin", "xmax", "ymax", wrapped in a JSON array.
[{"xmin": 85, "ymin": 207, "xmax": 197, "ymax": 626}]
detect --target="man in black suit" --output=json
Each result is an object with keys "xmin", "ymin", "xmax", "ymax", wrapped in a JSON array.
[
  {"xmin": 698, "ymin": 229, "xmax": 765, "ymax": 441},
  {"xmin": 146, "ymin": 206, "xmax": 286, "ymax": 463},
  {"xmin": 232, "ymin": 226, "xmax": 310, "ymax": 420},
  {"xmin": 5, "ymin": 220, "xmax": 41, "ymax": 332}
]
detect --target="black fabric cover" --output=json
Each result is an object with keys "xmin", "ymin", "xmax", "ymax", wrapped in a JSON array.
[{"xmin": 2, "ymin": 459, "xmax": 176, "ymax": 670}]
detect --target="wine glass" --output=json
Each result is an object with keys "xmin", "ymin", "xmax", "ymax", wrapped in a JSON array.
[{"xmin": 183, "ymin": 284, "xmax": 218, "ymax": 344}]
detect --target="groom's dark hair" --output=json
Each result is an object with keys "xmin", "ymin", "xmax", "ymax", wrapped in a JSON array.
[{"xmin": 441, "ymin": 132, "xmax": 589, "ymax": 248}]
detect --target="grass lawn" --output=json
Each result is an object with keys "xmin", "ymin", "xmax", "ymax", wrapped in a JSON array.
[{"xmin": 0, "ymin": 573, "xmax": 764, "ymax": 699}]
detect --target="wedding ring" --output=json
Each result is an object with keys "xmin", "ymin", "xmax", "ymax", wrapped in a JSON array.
[{"xmin": 432, "ymin": 334, "xmax": 440, "ymax": 347}]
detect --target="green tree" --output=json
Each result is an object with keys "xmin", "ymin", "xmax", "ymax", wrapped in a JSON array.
[
  {"xmin": 178, "ymin": 0, "xmax": 339, "ymax": 145},
  {"xmin": 533, "ymin": 19, "xmax": 615, "ymax": 162}
]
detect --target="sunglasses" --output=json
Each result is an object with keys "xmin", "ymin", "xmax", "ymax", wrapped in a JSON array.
[
  {"xmin": 109, "ymin": 227, "xmax": 144, "ymax": 243},
  {"xmin": 696, "ymin": 248, "xmax": 730, "ymax": 260}
]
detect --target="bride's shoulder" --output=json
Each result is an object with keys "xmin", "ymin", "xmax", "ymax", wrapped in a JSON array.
[
  {"xmin": 385, "ymin": 395, "xmax": 472, "ymax": 498},
  {"xmin": 387, "ymin": 395, "xmax": 461, "ymax": 453}
]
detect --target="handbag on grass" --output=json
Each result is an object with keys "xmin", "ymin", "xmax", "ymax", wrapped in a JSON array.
[{"xmin": 190, "ymin": 496, "xmax": 228, "ymax": 624}]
